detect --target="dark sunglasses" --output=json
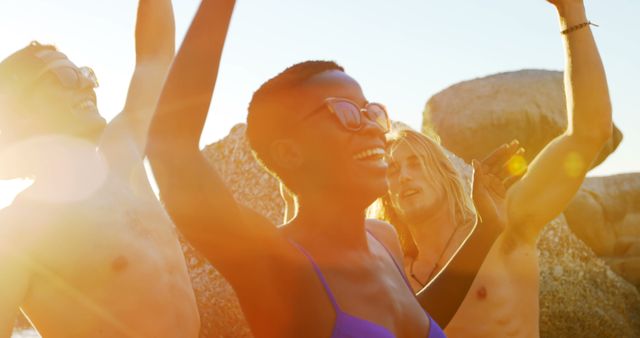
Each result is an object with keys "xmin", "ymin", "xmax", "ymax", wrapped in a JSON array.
[
  {"xmin": 303, "ymin": 97, "xmax": 391, "ymax": 133},
  {"xmin": 38, "ymin": 65, "xmax": 99, "ymax": 90},
  {"xmin": 29, "ymin": 49, "xmax": 100, "ymax": 91}
]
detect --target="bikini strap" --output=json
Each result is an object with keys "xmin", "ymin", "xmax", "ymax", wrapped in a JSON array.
[
  {"xmin": 287, "ymin": 239, "xmax": 340, "ymax": 310},
  {"xmin": 366, "ymin": 229, "xmax": 414, "ymax": 291}
]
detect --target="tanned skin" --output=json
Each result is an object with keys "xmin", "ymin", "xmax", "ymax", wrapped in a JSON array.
[
  {"xmin": 386, "ymin": 1, "xmax": 612, "ymax": 337},
  {"xmin": 0, "ymin": 1, "xmax": 200, "ymax": 337},
  {"xmin": 148, "ymin": 1, "xmax": 513, "ymax": 337}
]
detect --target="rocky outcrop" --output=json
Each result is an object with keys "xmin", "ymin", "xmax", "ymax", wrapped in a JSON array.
[
  {"xmin": 538, "ymin": 215, "xmax": 640, "ymax": 337},
  {"xmin": 201, "ymin": 124, "xmax": 285, "ymax": 224},
  {"xmin": 178, "ymin": 235, "xmax": 252, "ymax": 338},
  {"xmin": 564, "ymin": 173, "xmax": 640, "ymax": 288},
  {"xmin": 422, "ymin": 70, "xmax": 622, "ymax": 170}
]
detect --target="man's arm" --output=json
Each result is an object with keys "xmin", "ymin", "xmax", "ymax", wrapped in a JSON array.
[
  {"xmin": 102, "ymin": 0, "xmax": 175, "ymax": 162},
  {"xmin": 147, "ymin": 0, "xmax": 285, "ymax": 281},
  {"xmin": 505, "ymin": 0, "xmax": 613, "ymax": 243},
  {"xmin": 0, "ymin": 239, "xmax": 30, "ymax": 338}
]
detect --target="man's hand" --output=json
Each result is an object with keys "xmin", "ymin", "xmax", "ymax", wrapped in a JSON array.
[
  {"xmin": 472, "ymin": 140, "xmax": 525, "ymax": 232},
  {"xmin": 106, "ymin": 0, "xmax": 175, "ymax": 157},
  {"xmin": 546, "ymin": 0, "xmax": 583, "ymax": 6},
  {"xmin": 471, "ymin": 159, "xmax": 507, "ymax": 233},
  {"xmin": 546, "ymin": 0, "xmax": 588, "ymax": 26},
  {"xmin": 481, "ymin": 140, "xmax": 526, "ymax": 189}
]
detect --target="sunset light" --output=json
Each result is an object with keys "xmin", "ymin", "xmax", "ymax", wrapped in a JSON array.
[{"xmin": 1, "ymin": 1, "xmax": 639, "ymax": 338}]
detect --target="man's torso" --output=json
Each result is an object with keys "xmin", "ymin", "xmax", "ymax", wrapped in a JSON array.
[
  {"xmin": 444, "ymin": 234, "xmax": 540, "ymax": 338},
  {"xmin": 11, "ymin": 157, "xmax": 199, "ymax": 338}
]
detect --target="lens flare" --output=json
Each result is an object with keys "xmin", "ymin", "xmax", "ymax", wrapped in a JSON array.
[
  {"xmin": 0, "ymin": 135, "xmax": 108, "ymax": 203},
  {"xmin": 564, "ymin": 152, "xmax": 585, "ymax": 178},
  {"xmin": 507, "ymin": 154, "xmax": 528, "ymax": 176}
]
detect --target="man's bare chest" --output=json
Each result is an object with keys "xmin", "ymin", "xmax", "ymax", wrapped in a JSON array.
[{"xmin": 25, "ymin": 181, "xmax": 180, "ymax": 281}]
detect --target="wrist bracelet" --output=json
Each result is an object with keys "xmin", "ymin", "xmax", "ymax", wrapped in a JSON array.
[{"xmin": 561, "ymin": 21, "xmax": 598, "ymax": 35}]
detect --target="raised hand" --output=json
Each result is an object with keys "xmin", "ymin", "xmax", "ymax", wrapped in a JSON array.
[
  {"xmin": 102, "ymin": 0, "xmax": 175, "ymax": 167},
  {"xmin": 481, "ymin": 140, "xmax": 526, "ymax": 189},
  {"xmin": 471, "ymin": 159, "xmax": 508, "ymax": 233},
  {"xmin": 545, "ymin": 0, "xmax": 588, "ymax": 26},
  {"xmin": 546, "ymin": 0, "xmax": 583, "ymax": 6}
]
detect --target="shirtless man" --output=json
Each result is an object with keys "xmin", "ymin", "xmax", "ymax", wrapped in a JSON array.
[
  {"xmin": 147, "ymin": 1, "xmax": 515, "ymax": 337},
  {"xmin": 376, "ymin": 0, "xmax": 613, "ymax": 337},
  {"xmin": 0, "ymin": 1, "xmax": 199, "ymax": 337}
]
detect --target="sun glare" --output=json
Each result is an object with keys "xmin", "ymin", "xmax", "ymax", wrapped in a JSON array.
[
  {"xmin": 507, "ymin": 154, "xmax": 528, "ymax": 177},
  {"xmin": 564, "ymin": 152, "xmax": 585, "ymax": 178},
  {"xmin": 0, "ymin": 179, "xmax": 33, "ymax": 210}
]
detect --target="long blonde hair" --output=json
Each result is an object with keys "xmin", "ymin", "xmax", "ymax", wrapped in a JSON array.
[{"xmin": 368, "ymin": 128, "xmax": 475, "ymax": 259}]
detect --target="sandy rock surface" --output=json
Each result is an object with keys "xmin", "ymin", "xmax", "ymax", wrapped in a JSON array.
[
  {"xmin": 538, "ymin": 215, "xmax": 640, "ymax": 338},
  {"xmin": 565, "ymin": 173, "xmax": 640, "ymax": 288},
  {"xmin": 422, "ymin": 69, "xmax": 622, "ymax": 170}
]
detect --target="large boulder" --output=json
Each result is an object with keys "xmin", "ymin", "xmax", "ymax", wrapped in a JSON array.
[
  {"xmin": 564, "ymin": 173, "xmax": 640, "ymax": 287},
  {"xmin": 422, "ymin": 70, "xmax": 622, "ymax": 169}
]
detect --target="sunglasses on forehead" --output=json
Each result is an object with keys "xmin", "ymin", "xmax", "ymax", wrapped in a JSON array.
[{"xmin": 304, "ymin": 97, "xmax": 391, "ymax": 133}]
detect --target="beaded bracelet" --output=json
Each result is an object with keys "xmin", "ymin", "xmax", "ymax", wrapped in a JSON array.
[{"xmin": 561, "ymin": 21, "xmax": 599, "ymax": 35}]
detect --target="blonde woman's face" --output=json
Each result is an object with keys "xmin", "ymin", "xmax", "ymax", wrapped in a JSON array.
[{"xmin": 386, "ymin": 142, "xmax": 445, "ymax": 223}]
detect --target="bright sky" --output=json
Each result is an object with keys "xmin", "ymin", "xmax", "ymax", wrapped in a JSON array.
[{"xmin": 1, "ymin": 0, "xmax": 639, "ymax": 207}]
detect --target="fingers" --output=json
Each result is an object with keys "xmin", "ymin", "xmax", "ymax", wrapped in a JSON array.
[
  {"xmin": 488, "ymin": 174, "xmax": 506, "ymax": 197},
  {"xmin": 491, "ymin": 146, "xmax": 526, "ymax": 181},
  {"xmin": 474, "ymin": 157, "xmax": 510, "ymax": 199},
  {"xmin": 500, "ymin": 147, "xmax": 527, "ymax": 180},
  {"xmin": 502, "ymin": 174, "xmax": 521, "ymax": 190},
  {"xmin": 482, "ymin": 139, "xmax": 520, "ymax": 170},
  {"xmin": 491, "ymin": 148, "xmax": 527, "ymax": 179}
]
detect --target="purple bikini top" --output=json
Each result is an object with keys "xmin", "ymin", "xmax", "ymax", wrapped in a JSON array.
[{"xmin": 288, "ymin": 231, "xmax": 446, "ymax": 338}]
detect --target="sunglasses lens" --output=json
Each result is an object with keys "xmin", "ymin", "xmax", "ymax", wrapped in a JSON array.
[
  {"xmin": 366, "ymin": 103, "xmax": 390, "ymax": 132},
  {"xmin": 52, "ymin": 67, "xmax": 80, "ymax": 88},
  {"xmin": 80, "ymin": 67, "xmax": 99, "ymax": 88},
  {"xmin": 330, "ymin": 101, "xmax": 361, "ymax": 130}
]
